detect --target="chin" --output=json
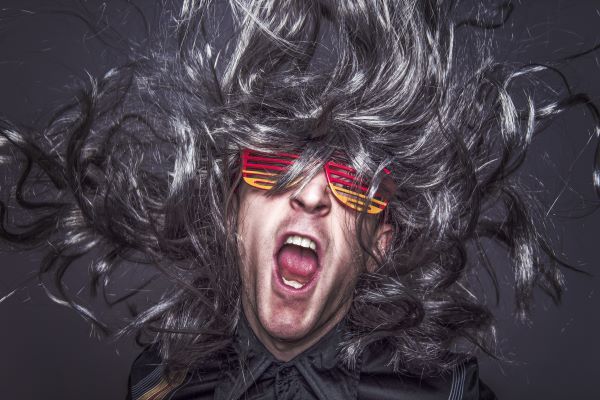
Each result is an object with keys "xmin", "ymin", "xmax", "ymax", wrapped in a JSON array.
[{"xmin": 260, "ymin": 309, "xmax": 314, "ymax": 342}]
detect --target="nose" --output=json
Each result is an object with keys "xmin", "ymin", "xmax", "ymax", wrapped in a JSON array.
[{"xmin": 289, "ymin": 170, "xmax": 332, "ymax": 216}]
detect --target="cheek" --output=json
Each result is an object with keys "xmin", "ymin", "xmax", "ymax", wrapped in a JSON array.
[
  {"xmin": 236, "ymin": 195, "xmax": 261, "ymax": 289},
  {"xmin": 335, "ymin": 214, "xmax": 362, "ymax": 266},
  {"xmin": 327, "ymin": 218, "xmax": 363, "ymax": 288},
  {"xmin": 237, "ymin": 192, "xmax": 265, "ymax": 253},
  {"xmin": 236, "ymin": 193, "xmax": 278, "ymax": 281}
]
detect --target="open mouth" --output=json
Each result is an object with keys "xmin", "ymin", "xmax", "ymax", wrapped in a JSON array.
[{"xmin": 276, "ymin": 234, "xmax": 320, "ymax": 291}]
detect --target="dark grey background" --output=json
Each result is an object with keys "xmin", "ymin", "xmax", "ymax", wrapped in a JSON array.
[{"xmin": 0, "ymin": 1, "xmax": 599, "ymax": 399}]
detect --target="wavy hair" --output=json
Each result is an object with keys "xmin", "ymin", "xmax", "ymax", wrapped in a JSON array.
[{"xmin": 1, "ymin": 0, "xmax": 598, "ymax": 375}]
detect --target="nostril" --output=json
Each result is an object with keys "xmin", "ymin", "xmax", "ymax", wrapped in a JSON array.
[
  {"xmin": 290, "ymin": 191, "xmax": 330, "ymax": 215},
  {"xmin": 289, "ymin": 172, "xmax": 331, "ymax": 214},
  {"xmin": 291, "ymin": 197, "xmax": 306, "ymax": 209},
  {"xmin": 314, "ymin": 204, "xmax": 328, "ymax": 213}
]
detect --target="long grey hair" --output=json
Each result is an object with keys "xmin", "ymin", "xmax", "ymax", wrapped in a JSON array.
[{"xmin": 1, "ymin": 0, "xmax": 598, "ymax": 376}]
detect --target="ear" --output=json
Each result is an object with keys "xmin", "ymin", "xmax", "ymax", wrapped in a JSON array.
[
  {"xmin": 375, "ymin": 222, "xmax": 393, "ymax": 255},
  {"xmin": 367, "ymin": 222, "xmax": 393, "ymax": 272}
]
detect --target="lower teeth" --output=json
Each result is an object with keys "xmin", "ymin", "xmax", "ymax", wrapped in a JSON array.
[{"xmin": 282, "ymin": 276, "xmax": 305, "ymax": 289}]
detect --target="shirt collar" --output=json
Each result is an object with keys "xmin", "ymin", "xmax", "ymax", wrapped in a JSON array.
[{"xmin": 214, "ymin": 314, "xmax": 361, "ymax": 400}]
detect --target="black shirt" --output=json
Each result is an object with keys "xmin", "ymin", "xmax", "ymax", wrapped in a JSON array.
[{"xmin": 128, "ymin": 317, "xmax": 496, "ymax": 400}]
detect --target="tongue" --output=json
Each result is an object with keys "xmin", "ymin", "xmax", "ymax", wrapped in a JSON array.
[{"xmin": 277, "ymin": 244, "xmax": 318, "ymax": 284}]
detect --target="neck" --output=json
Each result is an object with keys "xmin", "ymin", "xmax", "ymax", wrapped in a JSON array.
[{"xmin": 241, "ymin": 303, "xmax": 349, "ymax": 362}]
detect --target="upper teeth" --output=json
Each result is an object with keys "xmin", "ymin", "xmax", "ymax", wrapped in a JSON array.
[{"xmin": 284, "ymin": 235, "xmax": 317, "ymax": 251}]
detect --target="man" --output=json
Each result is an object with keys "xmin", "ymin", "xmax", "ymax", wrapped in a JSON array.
[
  {"xmin": 127, "ymin": 149, "xmax": 494, "ymax": 399},
  {"xmin": 1, "ymin": 0, "xmax": 596, "ymax": 399}
]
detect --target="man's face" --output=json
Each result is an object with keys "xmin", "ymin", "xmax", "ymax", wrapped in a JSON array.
[{"xmin": 237, "ymin": 167, "xmax": 390, "ymax": 360}]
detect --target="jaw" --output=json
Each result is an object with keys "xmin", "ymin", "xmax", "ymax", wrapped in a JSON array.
[
  {"xmin": 256, "ymin": 268, "xmax": 322, "ymax": 340},
  {"xmin": 241, "ymin": 258, "xmax": 355, "ymax": 361},
  {"xmin": 236, "ymin": 209, "xmax": 362, "ymax": 361},
  {"xmin": 243, "ymin": 287, "xmax": 350, "ymax": 361}
]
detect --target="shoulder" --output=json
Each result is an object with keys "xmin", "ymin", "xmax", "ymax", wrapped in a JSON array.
[
  {"xmin": 127, "ymin": 347, "xmax": 187, "ymax": 400},
  {"xmin": 358, "ymin": 344, "xmax": 496, "ymax": 400},
  {"xmin": 443, "ymin": 358, "xmax": 496, "ymax": 400}
]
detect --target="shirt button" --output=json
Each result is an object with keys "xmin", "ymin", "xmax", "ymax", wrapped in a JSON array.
[{"xmin": 278, "ymin": 366, "xmax": 292, "ymax": 377}]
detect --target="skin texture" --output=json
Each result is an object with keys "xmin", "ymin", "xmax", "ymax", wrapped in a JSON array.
[{"xmin": 237, "ymin": 169, "xmax": 391, "ymax": 361}]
